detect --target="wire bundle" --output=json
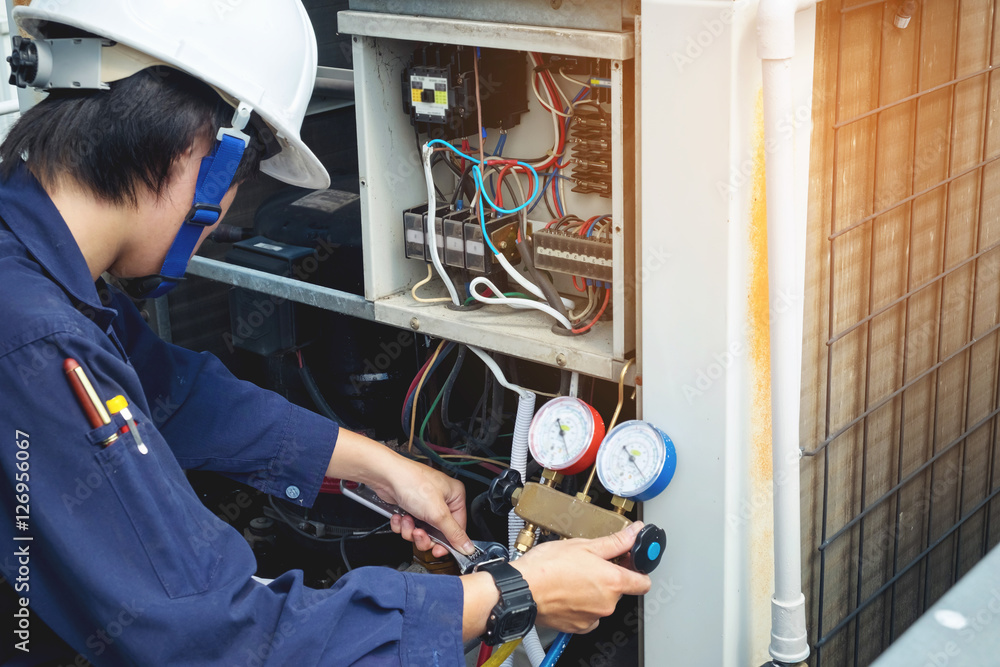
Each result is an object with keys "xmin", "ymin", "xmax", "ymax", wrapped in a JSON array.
[{"xmin": 416, "ymin": 51, "xmax": 613, "ymax": 336}]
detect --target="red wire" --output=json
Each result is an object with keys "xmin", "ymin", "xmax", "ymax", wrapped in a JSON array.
[
  {"xmin": 580, "ymin": 215, "xmax": 600, "ymax": 236},
  {"xmin": 572, "ymin": 276, "xmax": 587, "ymax": 292},
  {"xmin": 476, "ymin": 643, "xmax": 493, "ymax": 666},
  {"xmin": 401, "ymin": 356, "xmax": 434, "ymax": 425},
  {"xmin": 573, "ymin": 289, "xmax": 610, "ymax": 334}
]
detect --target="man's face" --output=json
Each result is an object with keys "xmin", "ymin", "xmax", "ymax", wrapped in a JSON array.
[{"xmin": 107, "ymin": 138, "xmax": 240, "ymax": 279}]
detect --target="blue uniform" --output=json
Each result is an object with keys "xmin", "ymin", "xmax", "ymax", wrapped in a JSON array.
[{"xmin": 0, "ymin": 163, "xmax": 464, "ymax": 665}]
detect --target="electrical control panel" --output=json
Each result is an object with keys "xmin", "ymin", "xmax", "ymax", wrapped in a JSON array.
[{"xmin": 342, "ymin": 11, "xmax": 637, "ymax": 380}]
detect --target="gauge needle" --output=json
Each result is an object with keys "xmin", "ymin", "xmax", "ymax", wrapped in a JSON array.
[
  {"xmin": 623, "ymin": 445, "xmax": 643, "ymax": 476},
  {"xmin": 556, "ymin": 419, "xmax": 570, "ymax": 454}
]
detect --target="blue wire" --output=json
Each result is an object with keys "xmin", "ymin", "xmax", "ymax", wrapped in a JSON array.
[
  {"xmin": 586, "ymin": 214, "xmax": 611, "ymax": 237},
  {"xmin": 401, "ymin": 342, "xmax": 456, "ymax": 433},
  {"xmin": 540, "ymin": 632, "xmax": 572, "ymax": 667},
  {"xmin": 552, "ymin": 166, "xmax": 565, "ymax": 217}
]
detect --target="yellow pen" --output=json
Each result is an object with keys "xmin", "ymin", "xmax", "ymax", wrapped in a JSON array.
[{"xmin": 106, "ymin": 395, "xmax": 148, "ymax": 455}]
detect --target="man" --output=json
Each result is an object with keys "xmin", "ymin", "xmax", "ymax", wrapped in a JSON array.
[{"xmin": 0, "ymin": 1, "xmax": 650, "ymax": 664}]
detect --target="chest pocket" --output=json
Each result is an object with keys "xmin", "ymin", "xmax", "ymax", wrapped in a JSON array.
[{"xmin": 95, "ymin": 415, "xmax": 224, "ymax": 599}]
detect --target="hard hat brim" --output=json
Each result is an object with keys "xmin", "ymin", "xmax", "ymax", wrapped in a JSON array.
[{"xmin": 15, "ymin": 6, "xmax": 332, "ymax": 191}]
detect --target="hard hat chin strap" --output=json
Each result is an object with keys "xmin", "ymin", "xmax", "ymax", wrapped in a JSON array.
[{"xmin": 129, "ymin": 104, "xmax": 252, "ymax": 300}]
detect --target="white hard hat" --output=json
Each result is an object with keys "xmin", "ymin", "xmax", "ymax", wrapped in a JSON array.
[{"xmin": 14, "ymin": 0, "xmax": 331, "ymax": 189}]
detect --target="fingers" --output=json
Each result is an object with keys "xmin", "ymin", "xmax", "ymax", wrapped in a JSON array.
[
  {"xmin": 586, "ymin": 522, "xmax": 644, "ymax": 560},
  {"xmin": 433, "ymin": 510, "xmax": 475, "ymax": 556}
]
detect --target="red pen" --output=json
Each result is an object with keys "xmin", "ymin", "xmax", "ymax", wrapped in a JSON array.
[{"xmin": 64, "ymin": 358, "xmax": 117, "ymax": 447}]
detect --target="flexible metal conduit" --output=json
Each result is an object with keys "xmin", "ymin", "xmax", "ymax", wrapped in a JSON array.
[{"xmin": 757, "ymin": 0, "xmax": 818, "ymax": 663}]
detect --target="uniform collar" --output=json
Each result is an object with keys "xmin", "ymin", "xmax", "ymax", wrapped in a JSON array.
[{"xmin": 0, "ymin": 161, "xmax": 116, "ymax": 324}]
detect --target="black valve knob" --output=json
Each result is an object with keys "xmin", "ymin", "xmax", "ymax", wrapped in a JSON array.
[
  {"xmin": 8, "ymin": 37, "xmax": 39, "ymax": 89},
  {"xmin": 488, "ymin": 468, "xmax": 522, "ymax": 515},
  {"xmin": 617, "ymin": 524, "xmax": 666, "ymax": 575}
]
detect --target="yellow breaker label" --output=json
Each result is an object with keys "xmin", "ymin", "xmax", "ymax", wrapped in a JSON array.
[{"xmin": 410, "ymin": 75, "xmax": 449, "ymax": 118}]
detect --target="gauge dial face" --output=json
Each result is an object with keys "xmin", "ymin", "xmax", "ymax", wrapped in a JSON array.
[
  {"xmin": 596, "ymin": 420, "xmax": 675, "ymax": 499},
  {"xmin": 528, "ymin": 397, "xmax": 601, "ymax": 472}
]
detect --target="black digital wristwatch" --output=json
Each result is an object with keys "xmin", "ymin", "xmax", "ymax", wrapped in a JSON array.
[{"xmin": 477, "ymin": 560, "xmax": 537, "ymax": 646}]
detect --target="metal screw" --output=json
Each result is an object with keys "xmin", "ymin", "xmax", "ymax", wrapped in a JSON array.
[
  {"xmin": 410, "ymin": 317, "xmax": 420, "ymax": 331},
  {"xmin": 556, "ymin": 353, "xmax": 568, "ymax": 367}
]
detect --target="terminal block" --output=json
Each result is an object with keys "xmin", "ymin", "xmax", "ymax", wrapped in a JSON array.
[
  {"xmin": 532, "ymin": 228, "xmax": 612, "ymax": 283},
  {"xmin": 402, "ymin": 203, "xmax": 449, "ymax": 261},
  {"xmin": 404, "ymin": 204, "xmax": 520, "ymax": 281}
]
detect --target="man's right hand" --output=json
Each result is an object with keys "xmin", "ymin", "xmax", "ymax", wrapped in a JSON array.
[{"xmin": 511, "ymin": 522, "xmax": 653, "ymax": 634}]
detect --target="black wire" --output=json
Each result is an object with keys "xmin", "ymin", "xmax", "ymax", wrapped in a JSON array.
[
  {"xmin": 298, "ymin": 361, "xmax": 347, "ymax": 426},
  {"xmin": 268, "ymin": 496, "xmax": 382, "ymax": 543},
  {"xmin": 440, "ymin": 346, "xmax": 467, "ymax": 431},
  {"xmin": 518, "ymin": 234, "xmax": 569, "ymax": 320},
  {"xmin": 340, "ymin": 520, "xmax": 393, "ymax": 572},
  {"xmin": 470, "ymin": 491, "xmax": 498, "ymax": 543}
]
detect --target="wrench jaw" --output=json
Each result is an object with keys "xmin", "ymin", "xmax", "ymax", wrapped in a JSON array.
[{"xmin": 342, "ymin": 484, "xmax": 509, "ymax": 573}]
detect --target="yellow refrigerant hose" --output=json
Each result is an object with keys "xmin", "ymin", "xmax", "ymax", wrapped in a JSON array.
[{"xmin": 481, "ymin": 640, "xmax": 522, "ymax": 667}]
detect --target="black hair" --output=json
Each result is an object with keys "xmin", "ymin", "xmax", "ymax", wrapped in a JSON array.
[{"xmin": 0, "ymin": 66, "xmax": 268, "ymax": 206}]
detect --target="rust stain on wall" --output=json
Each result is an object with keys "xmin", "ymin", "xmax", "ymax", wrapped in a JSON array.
[
  {"xmin": 749, "ymin": 89, "xmax": 773, "ymax": 484},
  {"xmin": 748, "ymin": 88, "xmax": 776, "ymax": 663}
]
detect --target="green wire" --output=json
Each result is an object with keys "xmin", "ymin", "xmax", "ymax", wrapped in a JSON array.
[
  {"xmin": 464, "ymin": 291, "xmax": 534, "ymax": 305},
  {"xmin": 419, "ymin": 377, "xmax": 510, "ymax": 469}
]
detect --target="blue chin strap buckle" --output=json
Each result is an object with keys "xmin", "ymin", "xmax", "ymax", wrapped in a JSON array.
[{"xmin": 136, "ymin": 103, "xmax": 252, "ymax": 300}]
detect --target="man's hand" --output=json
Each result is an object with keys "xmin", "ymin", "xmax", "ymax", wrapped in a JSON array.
[
  {"xmin": 326, "ymin": 429, "xmax": 473, "ymax": 558},
  {"xmin": 512, "ymin": 522, "xmax": 652, "ymax": 633},
  {"xmin": 459, "ymin": 523, "xmax": 652, "ymax": 641},
  {"xmin": 369, "ymin": 456, "xmax": 473, "ymax": 558}
]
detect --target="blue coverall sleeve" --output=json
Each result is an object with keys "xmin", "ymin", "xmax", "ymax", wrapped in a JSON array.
[
  {"xmin": 107, "ymin": 288, "xmax": 337, "ymax": 507},
  {"xmin": 0, "ymin": 329, "xmax": 466, "ymax": 666}
]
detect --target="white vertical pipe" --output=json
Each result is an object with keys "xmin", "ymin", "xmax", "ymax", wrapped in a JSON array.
[{"xmin": 758, "ymin": 0, "xmax": 816, "ymax": 663}]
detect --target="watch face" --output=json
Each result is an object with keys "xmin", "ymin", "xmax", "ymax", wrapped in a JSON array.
[{"xmin": 497, "ymin": 606, "xmax": 536, "ymax": 640}]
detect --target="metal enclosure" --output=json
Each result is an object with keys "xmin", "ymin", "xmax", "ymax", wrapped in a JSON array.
[{"xmin": 339, "ymin": 10, "xmax": 637, "ymax": 381}]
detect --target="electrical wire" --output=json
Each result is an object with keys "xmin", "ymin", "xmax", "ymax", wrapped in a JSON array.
[
  {"xmin": 412, "ymin": 264, "xmax": 454, "ymax": 303},
  {"xmin": 340, "ymin": 520, "xmax": 393, "ymax": 572},
  {"xmin": 559, "ymin": 67, "xmax": 590, "ymax": 88},
  {"xmin": 469, "ymin": 346, "xmax": 531, "ymax": 400},
  {"xmin": 422, "ymin": 144, "xmax": 461, "ymax": 305},
  {"xmin": 415, "ymin": 453, "xmax": 510, "ymax": 467},
  {"xmin": 468, "ymin": 277, "xmax": 574, "ymax": 330},
  {"xmin": 409, "ymin": 340, "xmax": 447, "ymax": 453},
  {"xmin": 571, "ymin": 287, "xmax": 610, "ymax": 334}
]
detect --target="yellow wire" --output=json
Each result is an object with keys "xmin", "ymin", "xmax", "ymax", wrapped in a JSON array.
[
  {"xmin": 413, "ymin": 454, "xmax": 511, "ymax": 467},
  {"xmin": 408, "ymin": 340, "xmax": 446, "ymax": 454},
  {"xmin": 412, "ymin": 264, "xmax": 453, "ymax": 303},
  {"xmin": 481, "ymin": 640, "xmax": 522, "ymax": 667}
]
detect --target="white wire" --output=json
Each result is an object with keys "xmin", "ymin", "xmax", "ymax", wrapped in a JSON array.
[
  {"xmin": 421, "ymin": 144, "xmax": 460, "ymax": 306},
  {"xmin": 469, "ymin": 277, "xmax": 574, "ymax": 330},
  {"xmin": 559, "ymin": 67, "xmax": 590, "ymax": 88},
  {"xmin": 468, "ymin": 346, "xmax": 532, "ymax": 399},
  {"xmin": 531, "ymin": 70, "xmax": 573, "ymax": 118},
  {"xmin": 493, "ymin": 251, "xmax": 575, "ymax": 312}
]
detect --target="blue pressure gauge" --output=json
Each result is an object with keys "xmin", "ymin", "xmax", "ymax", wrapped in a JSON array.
[{"xmin": 595, "ymin": 420, "xmax": 677, "ymax": 501}]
